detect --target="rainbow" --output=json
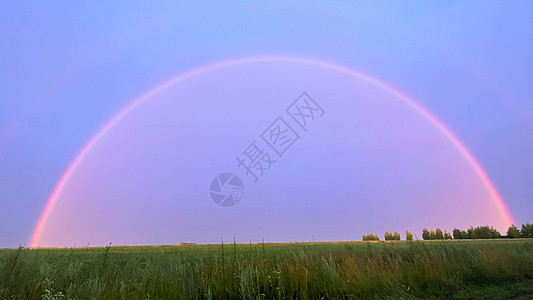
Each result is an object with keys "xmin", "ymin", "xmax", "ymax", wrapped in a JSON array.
[{"xmin": 29, "ymin": 55, "xmax": 515, "ymax": 247}]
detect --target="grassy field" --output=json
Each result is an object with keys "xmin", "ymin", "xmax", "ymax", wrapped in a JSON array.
[{"xmin": 1, "ymin": 239, "xmax": 533, "ymax": 299}]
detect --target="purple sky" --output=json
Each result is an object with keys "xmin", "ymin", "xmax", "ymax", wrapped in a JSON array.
[{"xmin": 1, "ymin": 2, "xmax": 533, "ymax": 247}]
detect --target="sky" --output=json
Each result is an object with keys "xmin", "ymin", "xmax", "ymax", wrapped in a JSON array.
[{"xmin": 1, "ymin": 1, "xmax": 533, "ymax": 248}]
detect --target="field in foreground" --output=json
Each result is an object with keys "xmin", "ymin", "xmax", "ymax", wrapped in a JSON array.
[{"xmin": 1, "ymin": 239, "xmax": 533, "ymax": 299}]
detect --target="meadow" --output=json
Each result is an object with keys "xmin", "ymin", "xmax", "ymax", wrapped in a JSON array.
[{"xmin": 1, "ymin": 239, "xmax": 533, "ymax": 299}]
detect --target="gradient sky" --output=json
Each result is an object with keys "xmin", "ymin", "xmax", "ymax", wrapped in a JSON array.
[{"xmin": 1, "ymin": 1, "xmax": 533, "ymax": 248}]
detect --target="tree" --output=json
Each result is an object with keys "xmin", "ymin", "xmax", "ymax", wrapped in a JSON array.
[
  {"xmin": 521, "ymin": 223, "xmax": 533, "ymax": 238},
  {"xmin": 507, "ymin": 225, "xmax": 521, "ymax": 238},
  {"xmin": 422, "ymin": 228, "xmax": 430, "ymax": 240},
  {"xmin": 384, "ymin": 232, "xmax": 400, "ymax": 241},
  {"xmin": 406, "ymin": 230, "xmax": 413, "ymax": 241},
  {"xmin": 453, "ymin": 228, "xmax": 471, "ymax": 239},
  {"xmin": 363, "ymin": 233, "xmax": 380, "ymax": 241},
  {"xmin": 422, "ymin": 228, "xmax": 447, "ymax": 240},
  {"xmin": 393, "ymin": 232, "xmax": 401, "ymax": 240},
  {"xmin": 453, "ymin": 228, "xmax": 463, "ymax": 239},
  {"xmin": 491, "ymin": 227, "xmax": 501, "ymax": 238},
  {"xmin": 444, "ymin": 231, "xmax": 452, "ymax": 240},
  {"xmin": 471, "ymin": 226, "xmax": 501, "ymax": 239},
  {"xmin": 467, "ymin": 226, "xmax": 474, "ymax": 239},
  {"xmin": 435, "ymin": 228, "xmax": 444, "ymax": 240}
]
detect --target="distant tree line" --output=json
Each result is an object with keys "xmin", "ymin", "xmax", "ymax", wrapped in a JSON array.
[
  {"xmin": 422, "ymin": 228, "xmax": 452, "ymax": 240},
  {"xmin": 362, "ymin": 223, "xmax": 533, "ymax": 241},
  {"xmin": 384, "ymin": 232, "xmax": 401, "ymax": 240},
  {"xmin": 362, "ymin": 233, "xmax": 380, "ymax": 241},
  {"xmin": 510, "ymin": 223, "xmax": 533, "ymax": 238},
  {"xmin": 452, "ymin": 226, "xmax": 500, "ymax": 239}
]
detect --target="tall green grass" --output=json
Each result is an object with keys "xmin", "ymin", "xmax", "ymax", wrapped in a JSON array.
[{"xmin": 1, "ymin": 239, "xmax": 533, "ymax": 299}]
